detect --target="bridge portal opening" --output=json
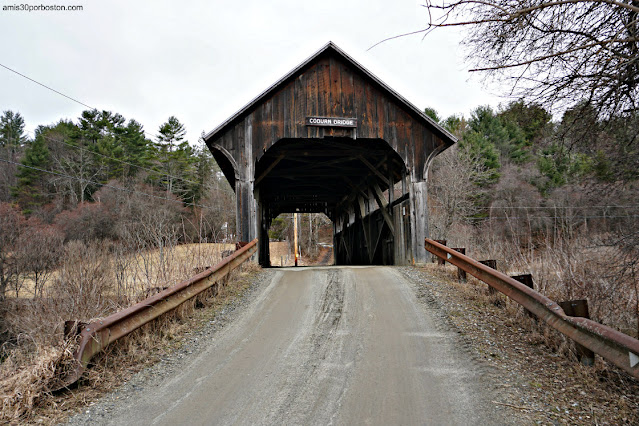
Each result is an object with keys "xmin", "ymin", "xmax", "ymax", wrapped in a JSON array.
[{"xmin": 255, "ymin": 138, "xmax": 408, "ymax": 266}]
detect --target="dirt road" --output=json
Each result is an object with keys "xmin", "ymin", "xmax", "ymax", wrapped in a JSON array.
[{"xmin": 85, "ymin": 266, "xmax": 509, "ymax": 425}]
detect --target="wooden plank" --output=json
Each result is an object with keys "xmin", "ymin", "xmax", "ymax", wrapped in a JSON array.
[
  {"xmin": 293, "ymin": 72, "xmax": 306, "ymax": 138},
  {"xmin": 358, "ymin": 155, "xmax": 390, "ymax": 186},
  {"xmin": 340, "ymin": 60, "xmax": 355, "ymax": 118},
  {"xmin": 271, "ymin": 88, "xmax": 284, "ymax": 144},
  {"xmin": 377, "ymin": 89, "xmax": 385, "ymax": 140},
  {"xmin": 365, "ymin": 82, "xmax": 378, "ymax": 137},
  {"xmin": 329, "ymin": 56, "xmax": 343, "ymax": 117},
  {"xmin": 358, "ymin": 196, "xmax": 366, "ymax": 218},
  {"xmin": 353, "ymin": 73, "xmax": 368, "ymax": 138},
  {"xmin": 306, "ymin": 64, "xmax": 319, "ymax": 138},
  {"xmin": 285, "ymin": 80, "xmax": 295, "ymax": 138},
  {"xmin": 372, "ymin": 183, "xmax": 395, "ymax": 236}
]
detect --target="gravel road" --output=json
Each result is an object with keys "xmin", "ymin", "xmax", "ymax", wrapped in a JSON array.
[{"xmin": 67, "ymin": 266, "xmax": 513, "ymax": 425}]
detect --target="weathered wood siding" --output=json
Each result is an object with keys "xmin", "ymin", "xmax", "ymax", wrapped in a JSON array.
[{"xmin": 207, "ymin": 52, "xmax": 446, "ymax": 182}]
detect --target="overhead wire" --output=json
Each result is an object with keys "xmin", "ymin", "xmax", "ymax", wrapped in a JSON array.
[
  {"xmin": 1, "ymin": 61, "xmax": 212, "ymax": 185},
  {"xmin": 0, "ymin": 60, "xmax": 231, "ymax": 206},
  {"xmin": 430, "ymin": 205, "xmax": 639, "ymax": 209},
  {"xmin": 4, "ymin": 61, "xmax": 637, "ymax": 218},
  {"xmin": 0, "ymin": 62, "xmax": 95, "ymax": 110}
]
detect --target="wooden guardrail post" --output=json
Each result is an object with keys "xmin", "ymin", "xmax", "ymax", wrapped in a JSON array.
[
  {"xmin": 452, "ymin": 248, "xmax": 466, "ymax": 281},
  {"xmin": 559, "ymin": 299, "xmax": 595, "ymax": 366},
  {"xmin": 479, "ymin": 260, "xmax": 497, "ymax": 294},
  {"xmin": 433, "ymin": 240, "xmax": 447, "ymax": 264},
  {"xmin": 511, "ymin": 274, "xmax": 535, "ymax": 318}
]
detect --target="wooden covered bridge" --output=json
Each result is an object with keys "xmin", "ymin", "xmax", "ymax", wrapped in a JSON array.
[{"xmin": 203, "ymin": 42, "xmax": 455, "ymax": 266}]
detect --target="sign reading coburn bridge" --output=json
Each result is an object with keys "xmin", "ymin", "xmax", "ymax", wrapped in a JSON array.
[{"xmin": 306, "ymin": 116, "xmax": 357, "ymax": 128}]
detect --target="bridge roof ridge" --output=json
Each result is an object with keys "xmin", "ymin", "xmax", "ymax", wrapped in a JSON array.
[{"xmin": 203, "ymin": 41, "xmax": 457, "ymax": 145}]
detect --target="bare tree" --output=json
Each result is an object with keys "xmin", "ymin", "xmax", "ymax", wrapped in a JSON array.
[
  {"xmin": 0, "ymin": 203, "xmax": 25, "ymax": 299},
  {"xmin": 16, "ymin": 219, "xmax": 64, "ymax": 298},
  {"xmin": 390, "ymin": 1, "xmax": 639, "ymax": 118},
  {"xmin": 428, "ymin": 144, "xmax": 491, "ymax": 238}
]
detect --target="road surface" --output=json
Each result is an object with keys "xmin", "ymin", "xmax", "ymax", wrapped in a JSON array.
[{"xmin": 90, "ymin": 266, "xmax": 507, "ymax": 425}]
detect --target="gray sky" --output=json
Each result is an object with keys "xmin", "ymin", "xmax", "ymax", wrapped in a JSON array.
[{"xmin": 1, "ymin": 0, "xmax": 502, "ymax": 143}]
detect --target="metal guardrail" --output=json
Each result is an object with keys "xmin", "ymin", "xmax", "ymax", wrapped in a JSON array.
[
  {"xmin": 425, "ymin": 238, "xmax": 639, "ymax": 380},
  {"xmin": 56, "ymin": 239, "xmax": 258, "ymax": 390}
]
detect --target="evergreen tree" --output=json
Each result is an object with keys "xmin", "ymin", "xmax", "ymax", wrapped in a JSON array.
[
  {"xmin": 153, "ymin": 117, "xmax": 196, "ymax": 201},
  {"xmin": 498, "ymin": 101, "xmax": 552, "ymax": 143},
  {"xmin": 423, "ymin": 107, "xmax": 441, "ymax": 123},
  {"xmin": 0, "ymin": 110, "xmax": 28, "ymax": 149},
  {"xmin": 468, "ymin": 106, "xmax": 529, "ymax": 163},
  {"xmin": 13, "ymin": 131, "xmax": 50, "ymax": 213}
]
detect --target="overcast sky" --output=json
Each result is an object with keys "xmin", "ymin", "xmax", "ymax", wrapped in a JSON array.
[{"xmin": 1, "ymin": 0, "xmax": 502, "ymax": 143}]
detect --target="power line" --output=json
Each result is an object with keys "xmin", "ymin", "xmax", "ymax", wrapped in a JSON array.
[
  {"xmin": 465, "ymin": 215, "xmax": 639, "ymax": 220},
  {"xmin": 0, "ymin": 61, "xmax": 200, "ymax": 153},
  {"xmin": 0, "ymin": 157, "xmax": 219, "ymax": 211},
  {"xmin": 0, "ymin": 62, "xmax": 95, "ymax": 110},
  {"xmin": 430, "ymin": 205, "xmax": 639, "ymax": 209}
]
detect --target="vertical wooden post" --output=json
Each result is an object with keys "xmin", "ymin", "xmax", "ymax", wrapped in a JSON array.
[
  {"xmin": 409, "ymin": 179, "xmax": 429, "ymax": 264},
  {"xmin": 294, "ymin": 212, "xmax": 299, "ymax": 267},
  {"xmin": 452, "ymin": 248, "xmax": 466, "ymax": 281},
  {"xmin": 479, "ymin": 260, "xmax": 497, "ymax": 294},
  {"xmin": 559, "ymin": 300, "xmax": 595, "ymax": 366},
  {"xmin": 511, "ymin": 274, "xmax": 535, "ymax": 317},
  {"xmin": 434, "ymin": 240, "xmax": 447, "ymax": 265}
]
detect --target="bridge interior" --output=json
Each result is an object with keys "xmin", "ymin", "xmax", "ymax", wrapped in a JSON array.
[{"xmin": 255, "ymin": 138, "xmax": 409, "ymax": 266}]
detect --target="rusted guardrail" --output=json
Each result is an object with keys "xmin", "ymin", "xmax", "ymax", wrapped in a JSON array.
[
  {"xmin": 425, "ymin": 238, "xmax": 639, "ymax": 380},
  {"xmin": 56, "ymin": 239, "xmax": 258, "ymax": 390}
]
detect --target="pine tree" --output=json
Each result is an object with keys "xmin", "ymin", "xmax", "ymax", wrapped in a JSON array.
[
  {"xmin": 13, "ymin": 132, "xmax": 50, "ymax": 213},
  {"xmin": 0, "ymin": 110, "xmax": 28, "ymax": 148},
  {"xmin": 153, "ymin": 117, "xmax": 194, "ymax": 199}
]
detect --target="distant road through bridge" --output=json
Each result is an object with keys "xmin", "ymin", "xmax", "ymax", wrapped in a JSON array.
[{"xmin": 204, "ymin": 42, "xmax": 455, "ymax": 266}]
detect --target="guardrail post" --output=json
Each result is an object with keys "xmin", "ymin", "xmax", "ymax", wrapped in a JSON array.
[
  {"xmin": 511, "ymin": 273, "xmax": 534, "ymax": 289},
  {"xmin": 479, "ymin": 260, "xmax": 497, "ymax": 294},
  {"xmin": 511, "ymin": 274, "xmax": 535, "ymax": 317},
  {"xmin": 559, "ymin": 300, "xmax": 596, "ymax": 366},
  {"xmin": 64, "ymin": 320, "xmax": 85, "ymax": 340},
  {"xmin": 433, "ymin": 240, "xmax": 447, "ymax": 264},
  {"xmin": 452, "ymin": 248, "xmax": 466, "ymax": 281}
]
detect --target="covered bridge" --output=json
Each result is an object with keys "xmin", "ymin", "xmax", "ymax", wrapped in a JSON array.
[{"xmin": 203, "ymin": 42, "xmax": 455, "ymax": 266}]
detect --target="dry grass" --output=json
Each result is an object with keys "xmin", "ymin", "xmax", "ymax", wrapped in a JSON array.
[
  {"xmin": 437, "ymin": 227, "xmax": 638, "ymax": 339},
  {"xmin": 15, "ymin": 242, "xmax": 235, "ymax": 299},
  {"xmin": 0, "ymin": 241, "xmax": 260, "ymax": 425}
]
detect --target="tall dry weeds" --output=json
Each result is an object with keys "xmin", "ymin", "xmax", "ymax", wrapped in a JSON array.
[{"xmin": 0, "ymin": 239, "xmax": 244, "ymax": 423}]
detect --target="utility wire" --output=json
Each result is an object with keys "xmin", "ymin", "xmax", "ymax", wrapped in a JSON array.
[
  {"xmin": 430, "ymin": 205, "xmax": 639, "ymax": 209},
  {"xmin": 0, "ymin": 157, "xmax": 219, "ymax": 210},
  {"xmin": 0, "ymin": 62, "xmax": 216, "ymax": 189},
  {"xmin": 0, "ymin": 61, "xmax": 205, "ymax": 163},
  {"xmin": 466, "ymin": 215, "xmax": 639, "ymax": 220},
  {"xmin": 0, "ymin": 62, "xmax": 95, "ymax": 110}
]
